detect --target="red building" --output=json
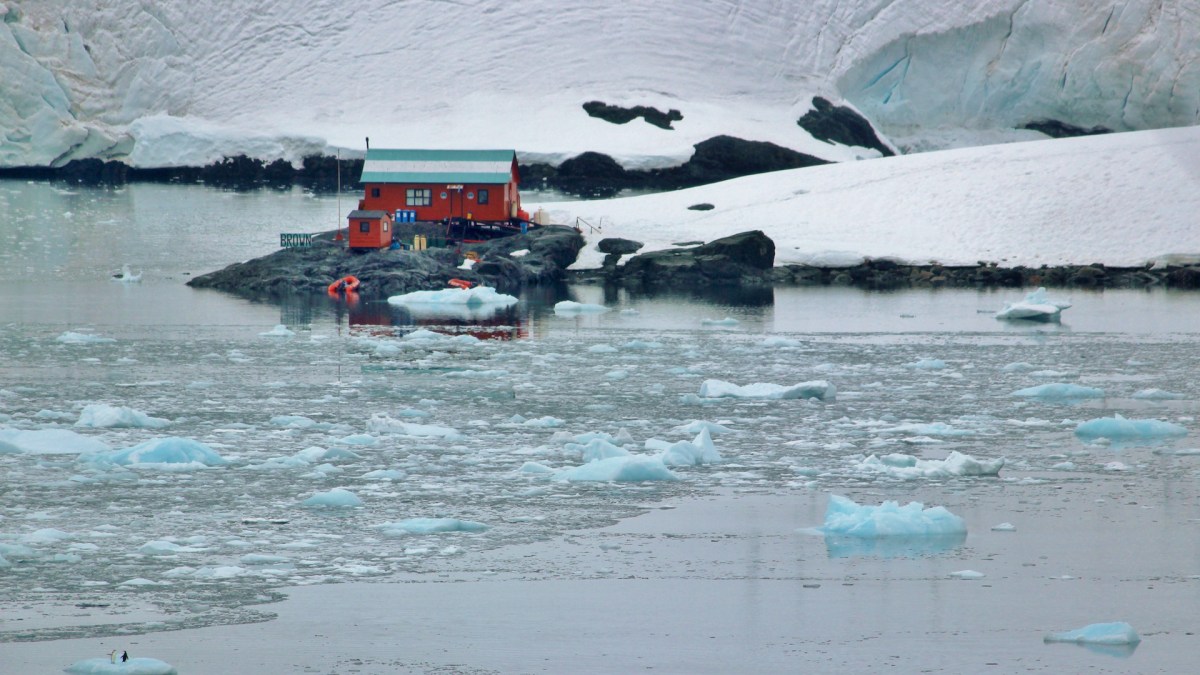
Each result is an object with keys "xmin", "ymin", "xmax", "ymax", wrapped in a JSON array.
[
  {"xmin": 358, "ymin": 149, "xmax": 524, "ymax": 224},
  {"xmin": 346, "ymin": 209, "xmax": 393, "ymax": 249}
]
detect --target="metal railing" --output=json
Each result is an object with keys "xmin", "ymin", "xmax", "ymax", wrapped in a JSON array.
[{"xmin": 576, "ymin": 216, "xmax": 603, "ymax": 234}]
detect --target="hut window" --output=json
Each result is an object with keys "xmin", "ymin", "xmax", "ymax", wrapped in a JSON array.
[
  {"xmin": 370, "ymin": 187, "xmax": 380, "ymax": 198},
  {"xmin": 359, "ymin": 221, "xmax": 371, "ymax": 233},
  {"xmin": 406, "ymin": 189, "xmax": 431, "ymax": 206},
  {"xmin": 478, "ymin": 189, "xmax": 489, "ymax": 205}
]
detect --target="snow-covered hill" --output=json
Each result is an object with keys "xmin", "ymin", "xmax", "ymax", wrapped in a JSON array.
[
  {"xmin": 551, "ymin": 125, "xmax": 1200, "ymax": 269},
  {"xmin": 2, "ymin": 0, "xmax": 1197, "ymax": 169}
]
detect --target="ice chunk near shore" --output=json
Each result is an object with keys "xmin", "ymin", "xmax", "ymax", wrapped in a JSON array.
[
  {"xmin": 554, "ymin": 300, "xmax": 609, "ymax": 314},
  {"xmin": 1044, "ymin": 621, "xmax": 1141, "ymax": 646},
  {"xmin": 853, "ymin": 451, "xmax": 1004, "ymax": 479},
  {"xmin": 1011, "ymin": 383, "xmax": 1105, "ymax": 401},
  {"xmin": 65, "ymin": 657, "xmax": 178, "ymax": 674},
  {"xmin": 995, "ymin": 287, "xmax": 1071, "ymax": 322},
  {"xmin": 76, "ymin": 403, "xmax": 170, "ymax": 429},
  {"xmin": 0, "ymin": 428, "xmax": 111, "ymax": 455},
  {"xmin": 259, "ymin": 324, "xmax": 295, "ymax": 337},
  {"xmin": 389, "ymin": 285, "xmax": 517, "ymax": 307},
  {"xmin": 1075, "ymin": 414, "xmax": 1188, "ymax": 440},
  {"xmin": 699, "ymin": 379, "xmax": 835, "ymax": 401},
  {"xmin": 556, "ymin": 455, "xmax": 680, "ymax": 482}
]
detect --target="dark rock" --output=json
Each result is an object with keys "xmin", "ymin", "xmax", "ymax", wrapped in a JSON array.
[
  {"xmin": 597, "ymin": 238, "xmax": 644, "ymax": 255},
  {"xmin": 583, "ymin": 101, "xmax": 683, "ymax": 129},
  {"xmin": 187, "ymin": 225, "xmax": 584, "ymax": 298},
  {"xmin": 687, "ymin": 203, "xmax": 715, "ymax": 211},
  {"xmin": 797, "ymin": 97, "xmax": 895, "ymax": 157},
  {"xmin": 613, "ymin": 230, "xmax": 775, "ymax": 288},
  {"xmin": 1022, "ymin": 119, "xmax": 1112, "ymax": 138}
]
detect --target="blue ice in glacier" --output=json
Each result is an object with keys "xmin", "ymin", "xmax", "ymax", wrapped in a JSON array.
[
  {"xmin": 1074, "ymin": 414, "xmax": 1188, "ymax": 440},
  {"xmin": 1011, "ymin": 383, "xmax": 1105, "ymax": 401},
  {"xmin": 822, "ymin": 495, "xmax": 967, "ymax": 537}
]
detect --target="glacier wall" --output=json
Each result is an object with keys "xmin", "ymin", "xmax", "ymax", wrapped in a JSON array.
[{"xmin": 1, "ymin": 0, "xmax": 1196, "ymax": 168}]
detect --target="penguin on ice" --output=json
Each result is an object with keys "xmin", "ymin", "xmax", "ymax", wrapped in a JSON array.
[{"xmin": 121, "ymin": 651, "xmax": 129, "ymax": 662}]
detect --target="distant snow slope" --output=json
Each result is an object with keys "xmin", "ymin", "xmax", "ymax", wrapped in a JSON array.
[
  {"xmin": 551, "ymin": 125, "xmax": 1200, "ymax": 269},
  {"xmin": 2, "ymin": 1, "xmax": 1197, "ymax": 168}
]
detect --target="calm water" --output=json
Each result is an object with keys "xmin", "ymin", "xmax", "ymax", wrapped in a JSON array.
[{"xmin": 2, "ymin": 181, "xmax": 1199, "ymax": 672}]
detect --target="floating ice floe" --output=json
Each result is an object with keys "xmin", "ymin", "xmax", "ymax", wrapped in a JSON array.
[
  {"xmin": 648, "ymin": 428, "xmax": 724, "ymax": 466},
  {"xmin": 389, "ymin": 286, "xmax": 517, "ymax": 308},
  {"xmin": 89, "ymin": 437, "xmax": 229, "ymax": 467},
  {"xmin": 879, "ymin": 422, "xmax": 975, "ymax": 437},
  {"xmin": 995, "ymin": 287, "xmax": 1071, "ymax": 321},
  {"xmin": 554, "ymin": 300, "xmax": 609, "ymax": 314},
  {"xmin": 259, "ymin": 324, "xmax": 295, "ymax": 337},
  {"xmin": 1011, "ymin": 383, "xmax": 1106, "ymax": 401},
  {"xmin": 700, "ymin": 317, "xmax": 739, "ymax": 326},
  {"xmin": 852, "ymin": 451, "xmax": 1004, "ymax": 479},
  {"xmin": 1044, "ymin": 621, "xmax": 1141, "ymax": 646},
  {"xmin": 949, "ymin": 569, "xmax": 985, "ymax": 580},
  {"xmin": 0, "ymin": 428, "xmax": 111, "ymax": 455},
  {"xmin": 699, "ymin": 378, "xmax": 835, "ymax": 401},
  {"xmin": 1131, "ymin": 388, "xmax": 1186, "ymax": 400},
  {"xmin": 376, "ymin": 518, "xmax": 489, "ymax": 535},
  {"xmin": 56, "ymin": 331, "xmax": 116, "ymax": 344},
  {"xmin": 905, "ymin": 358, "xmax": 946, "ymax": 370},
  {"xmin": 75, "ymin": 403, "xmax": 170, "ymax": 429},
  {"xmin": 302, "ymin": 488, "xmax": 363, "ymax": 508},
  {"xmin": 822, "ymin": 495, "xmax": 967, "ymax": 538},
  {"xmin": 367, "ymin": 413, "xmax": 461, "ymax": 439},
  {"xmin": 1074, "ymin": 413, "xmax": 1188, "ymax": 441},
  {"xmin": 556, "ymin": 455, "xmax": 679, "ymax": 482},
  {"xmin": 65, "ymin": 657, "xmax": 178, "ymax": 675}
]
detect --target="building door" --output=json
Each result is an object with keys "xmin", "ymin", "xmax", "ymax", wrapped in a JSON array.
[{"xmin": 447, "ymin": 185, "xmax": 464, "ymax": 219}]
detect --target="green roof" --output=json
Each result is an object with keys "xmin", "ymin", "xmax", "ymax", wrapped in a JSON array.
[{"xmin": 360, "ymin": 148, "xmax": 517, "ymax": 184}]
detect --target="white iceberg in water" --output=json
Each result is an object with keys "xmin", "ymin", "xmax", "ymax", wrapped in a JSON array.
[
  {"xmin": 388, "ymin": 286, "xmax": 517, "ymax": 307},
  {"xmin": 76, "ymin": 403, "xmax": 170, "ymax": 429},
  {"xmin": 0, "ymin": 428, "xmax": 110, "ymax": 455},
  {"xmin": 853, "ymin": 451, "xmax": 1004, "ymax": 479},
  {"xmin": 1074, "ymin": 413, "xmax": 1188, "ymax": 440},
  {"xmin": 554, "ymin": 300, "xmax": 610, "ymax": 314},
  {"xmin": 699, "ymin": 378, "xmax": 835, "ymax": 401},
  {"xmin": 995, "ymin": 287, "xmax": 1071, "ymax": 321},
  {"xmin": 1044, "ymin": 621, "xmax": 1141, "ymax": 646},
  {"xmin": 113, "ymin": 264, "xmax": 143, "ymax": 283},
  {"xmin": 556, "ymin": 455, "xmax": 680, "ymax": 482},
  {"xmin": 302, "ymin": 488, "xmax": 363, "ymax": 508},
  {"xmin": 259, "ymin": 324, "xmax": 295, "ymax": 337},
  {"xmin": 822, "ymin": 495, "xmax": 967, "ymax": 538}
]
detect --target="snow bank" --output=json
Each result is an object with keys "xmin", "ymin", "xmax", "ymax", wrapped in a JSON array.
[{"xmin": 699, "ymin": 379, "xmax": 835, "ymax": 401}]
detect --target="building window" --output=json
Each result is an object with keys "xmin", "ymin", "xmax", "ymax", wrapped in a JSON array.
[
  {"xmin": 370, "ymin": 187, "xmax": 380, "ymax": 198},
  {"xmin": 359, "ymin": 221, "xmax": 371, "ymax": 233},
  {"xmin": 478, "ymin": 188, "xmax": 489, "ymax": 205},
  {"xmin": 406, "ymin": 188, "xmax": 431, "ymax": 206}
]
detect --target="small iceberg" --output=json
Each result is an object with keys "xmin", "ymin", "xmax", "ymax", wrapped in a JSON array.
[
  {"xmin": 1045, "ymin": 621, "xmax": 1141, "ymax": 656},
  {"xmin": 1074, "ymin": 413, "xmax": 1188, "ymax": 441},
  {"xmin": 554, "ymin": 300, "xmax": 609, "ymax": 314},
  {"xmin": 1011, "ymin": 383, "xmax": 1105, "ymax": 401},
  {"xmin": 699, "ymin": 379, "xmax": 835, "ymax": 401},
  {"xmin": 259, "ymin": 324, "xmax": 295, "ymax": 337},
  {"xmin": 388, "ymin": 285, "xmax": 517, "ymax": 320},
  {"xmin": 90, "ymin": 437, "xmax": 229, "ymax": 467},
  {"xmin": 65, "ymin": 656, "xmax": 178, "ymax": 674},
  {"xmin": 302, "ymin": 488, "xmax": 363, "ymax": 508},
  {"xmin": 995, "ymin": 287, "xmax": 1071, "ymax": 322},
  {"xmin": 820, "ymin": 495, "xmax": 967, "ymax": 558}
]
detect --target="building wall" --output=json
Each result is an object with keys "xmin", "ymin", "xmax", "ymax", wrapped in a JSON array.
[
  {"xmin": 347, "ymin": 215, "xmax": 392, "ymax": 249},
  {"xmin": 361, "ymin": 181, "xmax": 518, "ymax": 222}
]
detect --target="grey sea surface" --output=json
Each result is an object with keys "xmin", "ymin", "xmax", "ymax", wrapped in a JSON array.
[{"xmin": 1, "ymin": 181, "xmax": 1198, "ymax": 673}]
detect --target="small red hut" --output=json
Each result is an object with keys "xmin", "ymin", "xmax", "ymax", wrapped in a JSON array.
[
  {"xmin": 346, "ymin": 209, "xmax": 393, "ymax": 249},
  {"xmin": 358, "ymin": 149, "xmax": 523, "ymax": 224}
]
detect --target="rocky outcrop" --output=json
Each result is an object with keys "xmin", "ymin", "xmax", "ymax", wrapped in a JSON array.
[
  {"xmin": 187, "ymin": 225, "xmax": 584, "ymax": 298},
  {"xmin": 1021, "ymin": 119, "xmax": 1113, "ymax": 139},
  {"xmin": 610, "ymin": 230, "xmax": 775, "ymax": 288},
  {"xmin": 582, "ymin": 101, "xmax": 683, "ymax": 130},
  {"xmin": 797, "ymin": 97, "xmax": 895, "ymax": 156}
]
